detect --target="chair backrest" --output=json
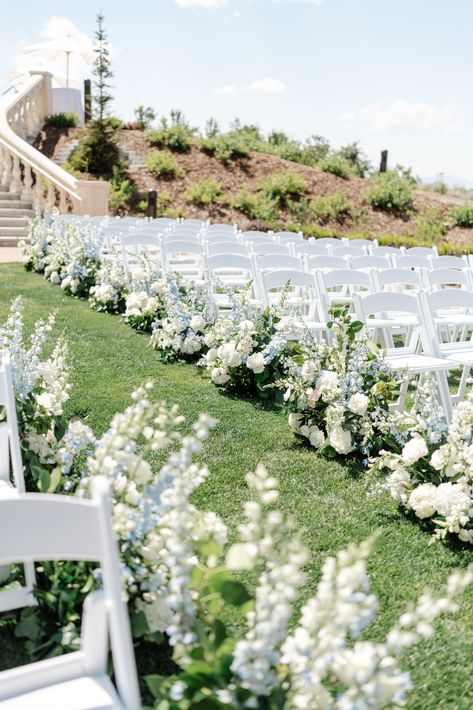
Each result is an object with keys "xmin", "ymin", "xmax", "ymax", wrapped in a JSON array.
[
  {"xmin": 350, "ymin": 255, "xmax": 391, "ymax": 271},
  {"xmin": 250, "ymin": 241, "xmax": 289, "ymax": 256},
  {"xmin": 160, "ymin": 239, "xmax": 204, "ymax": 255},
  {"xmin": 395, "ymin": 255, "xmax": 432, "ymax": 270},
  {"xmin": 313, "ymin": 237, "xmax": 345, "ymax": 247},
  {"xmin": 307, "ymin": 255, "xmax": 348, "ymax": 271},
  {"xmin": 426, "ymin": 267, "xmax": 470, "ymax": 289},
  {"xmin": 430, "ymin": 255, "xmax": 468, "ymax": 270},
  {"xmin": 256, "ymin": 253, "xmax": 302, "ymax": 271},
  {"xmin": 426, "ymin": 287, "xmax": 473, "ymax": 314},
  {"xmin": 293, "ymin": 241, "xmax": 330, "ymax": 255},
  {"xmin": 321, "ymin": 268, "xmax": 372, "ymax": 290},
  {"xmin": 274, "ymin": 231, "xmax": 303, "ymax": 242},
  {"xmin": 262, "ymin": 268, "xmax": 315, "ymax": 293},
  {"xmin": 332, "ymin": 245, "xmax": 368, "ymax": 258},
  {"xmin": 241, "ymin": 230, "xmax": 269, "ymax": 240},
  {"xmin": 372, "ymin": 245, "xmax": 403, "ymax": 257},
  {"xmin": 206, "ymin": 254, "xmax": 253, "ymax": 271},
  {"xmin": 207, "ymin": 241, "xmax": 248, "ymax": 256},
  {"xmin": 120, "ymin": 233, "xmax": 161, "ymax": 249},
  {"xmin": 375, "ymin": 267, "xmax": 424, "ymax": 289},
  {"xmin": 0, "ymin": 479, "xmax": 140, "ymax": 709},
  {"xmin": 347, "ymin": 238, "xmax": 378, "ymax": 248},
  {"xmin": 404, "ymin": 246, "xmax": 439, "ymax": 257}
]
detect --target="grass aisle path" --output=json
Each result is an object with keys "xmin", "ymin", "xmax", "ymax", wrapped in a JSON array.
[{"xmin": 1, "ymin": 264, "xmax": 473, "ymax": 708}]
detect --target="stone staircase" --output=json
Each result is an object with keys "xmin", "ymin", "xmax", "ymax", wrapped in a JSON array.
[
  {"xmin": 0, "ymin": 185, "xmax": 34, "ymax": 246},
  {"xmin": 54, "ymin": 139, "xmax": 79, "ymax": 166}
]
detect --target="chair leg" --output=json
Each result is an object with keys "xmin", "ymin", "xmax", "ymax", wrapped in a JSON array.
[{"xmin": 434, "ymin": 370, "xmax": 453, "ymax": 424}]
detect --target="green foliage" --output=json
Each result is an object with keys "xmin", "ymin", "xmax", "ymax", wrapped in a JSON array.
[
  {"xmin": 109, "ymin": 165, "xmax": 135, "ymax": 212},
  {"xmin": 134, "ymin": 105, "xmax": 156, "ymax": 130},
  {"xmin": 200, "ymin": 133, "xmax": 249, "ymax": 164},
  {"xmin": 145, "ymin": 150, "xmax": 182, "ymax": 179},
  {"xmin": 449, "ymin": 204, "xmax": 473, "ymax": 228},
  {"xmin": 68, "ymin": 120, "xmax": 120, "ymax": 176},
  {"xmin": 204, "ymin": 117, "xmax": 220, "ymax": 137},
  {"xmin": 310, "ymin": 191, "xmax": 353, "ymax": 223},
  {"xmin": 186, "ymin": 179, "xmax": 222, "ymax": 206},
  {"xmin": 232, "ymin": 188, "xmax": 280, "ymax": 221},
  {"xmin": 337, "ymin": 142, "xmax": 371, "ymax": 178},
  {"xmin": 317, "ymin": 154, "xmax": 353, "ymax": 179},
  {"xmin": 257, "ymin": 171, "xmax": 308, "ymax": 207},
  {"xmin": 413, "ymin": 206, "xmax": 448, "ymax": 242},
  {"xmin": 93, "ymin": 13, "xmax": 114, "ymax": 122},
  {"xmin": 44, "ymin": 112, "xmax": 79, "ymax": 128},
  {"xmin": 146, "ymin": 112, "xmax": 194, "ymax": 152},
  {"xmin": 366, "ymin": 171, "xmax": 413, "ymax": 213}
]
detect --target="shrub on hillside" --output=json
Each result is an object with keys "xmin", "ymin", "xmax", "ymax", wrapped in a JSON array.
[
  {"xmin": 232, "ymin": 188, "xmax": 280, "ymax": 221},
  {"xmin": 258, "ymin": 170, "xmax": 308, "ymax": 208},
  {"xmin": 310, "ymin": 192, "xmax": 353, "ymax": 223},
  {"xmin": 145, "ymin": 150, "xmax": 182, "ymax": 178},
  {"xmin": 366, "ymin": 171, "xmax": 413, "ymax": 213},
  {"xmin": 449, "ymin": 204, "xmax": 473, "ymax": 228},
  {"xmin": 68, "ymin": 119, "xmax": 120, "ymax": 175},
  {"xmin": 186, "ymin": 179, "xmax": 222, "ymax": 206},
  {"xmin": 413, "ymin": 206, "xmax": 448, "ymax": 242},
  {"xmin": 134, "ymin": 105, "xmax": 156, "ymax": 130},
  {"xmin": 317, "ymin": 154, "xmax": 353, "ymax": 179},
  {"xmin": 146, "ymin": 113, "xmax": 194, "ymax": 152},
  {"xmin": 200, "ymin": 134, "xmax": 249, "ymax": 164},
  {"xmin": 337, "ymin": 141, "xmax": 371, "ymax": 177},
  {"xmin": 109, "ymin": 165, "xmax": 135, "ymax": 212},
  {"xmin": 44, "ymin": 112, "xmax": 79, "ymax": 128}
]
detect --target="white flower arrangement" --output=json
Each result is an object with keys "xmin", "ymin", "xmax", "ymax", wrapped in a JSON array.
[
  {"xmin": 281, "ymin": 306, "xmax": 399, "ymax": 459},
  {"xmin": 151, "ymin": 274, "xmax": 216, "ymax": 361},
  {"xmin": 370, "ymin": 382, "xmax": 473, "ymax": 545},
  {"xmin": 90, "ymin": 250, "xmax": 127, "ymax": 314}
]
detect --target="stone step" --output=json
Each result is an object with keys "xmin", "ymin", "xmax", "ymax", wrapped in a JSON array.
[
  {"xmin": 0, "ymin": 217, "xmax": 29, "ymax": 227},
  {"xmin": 0, "ymin": 185, "xmax": 9, "ymax": 193},
  {"xmin": 0, "ymin": 208, "xmax": 34, "ymax": 217},
  {"xmin": 0, "ymin": 200, "xmax": 33, "ymax": 209},
  {"xmin": 0, "ymin": 192, "xmax": 23, "ymax": 200},
  {"xmin": 0, "ymin": 237, "xmax": 27, "ymax": 246},
  {"xmin": 0, "ymin": 226, "xmax": 27, "ymax": 237}
]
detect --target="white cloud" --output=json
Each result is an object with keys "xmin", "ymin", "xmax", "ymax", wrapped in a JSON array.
[
  {"xmin": 175, "ymin": 0, "xmax": 226, "ymax": 7},
  {"xmin": 340, "ymin": 99, "xmax": 465, "ymax": 135},
  {"xmin": 243, "ymin": 78, "xmax": 286, "ymax": 93},
  {"xmin": 214, "ymin": 84, "xmax": 237, "ymax": 96}
]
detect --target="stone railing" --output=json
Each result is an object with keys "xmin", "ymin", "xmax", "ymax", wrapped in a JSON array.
[{"xmin": 0, "ymin": 72, "xmax": 109, "ymax": 215}]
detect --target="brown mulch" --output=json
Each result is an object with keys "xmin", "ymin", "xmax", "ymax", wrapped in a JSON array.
[{"xmin": 39, "ymin": 126, "xmax": 473, "ymax": 246}]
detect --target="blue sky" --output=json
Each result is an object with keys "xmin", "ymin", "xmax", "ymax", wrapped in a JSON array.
[{"xmin": 1, "ymin": 0, "xmax": 472, "ymax": 181}]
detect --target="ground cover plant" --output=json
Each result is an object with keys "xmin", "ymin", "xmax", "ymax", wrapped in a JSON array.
[{"xmin": 2, "ymin": 264, "xmax": 473, "ymax": 707}]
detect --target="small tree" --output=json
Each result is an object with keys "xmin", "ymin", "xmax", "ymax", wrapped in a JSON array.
[
  {"xmin": 134, "ymin": 106, "xmax": 156, "ymax": 131},
  {"xmin": 94, "ymin": 12, "xmax": 114, "ymax": 123}
]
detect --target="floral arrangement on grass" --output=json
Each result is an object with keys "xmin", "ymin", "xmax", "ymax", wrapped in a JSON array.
[
  {"xmin": 0, "ymin": 297, "xmax": 74, "ymax": 492},
  {"xmin": 279, "ymin": 306, "xmax": 399, "ymax": 458},
  {"xmin": 20, "ymin": 212, "xmax": 52, "ymax": 273},
  {"xmin": 369, "ymin": 377, "xmax": 473, "ymax": 545},
  {"xmin": 90, "ymin": 250, "xmax": 127, "ymax": 314},
  {"xmin": 151, "ymin": 273, "xmax": 217, "ymax": 361},
  {"xmin": 144, "ymin": 462, "xmax": 473, "ymax": 709},
  {"xmin": 202, "ymin": 285, "xmax": 296, "ymax": 396}
]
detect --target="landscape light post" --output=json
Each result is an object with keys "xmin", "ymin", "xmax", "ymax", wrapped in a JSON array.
[{"xmin": 147, "ymin": 189, "xmax": 157, "ymax": 220}]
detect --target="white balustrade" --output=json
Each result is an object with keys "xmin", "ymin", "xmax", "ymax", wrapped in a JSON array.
[{"xmin": 0, "ymin": 72, "xmax": 109, "ymax": 216}]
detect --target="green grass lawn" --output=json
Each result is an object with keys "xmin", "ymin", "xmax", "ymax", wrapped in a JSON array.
[{"xmin": 1, "ymin": 263, "xmax": 473, "ymax": 708}]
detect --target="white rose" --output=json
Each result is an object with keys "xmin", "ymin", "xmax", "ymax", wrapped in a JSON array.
[
  {"xmin": 302, "ymin": 360, "xmax": 317, "ymax": 379},
  {"xmin": 246, "ymin": 352, "xmax": 265, "ymax": 374},
  {"xmin": 50, "ymin": 271, "xmax": 61, "ymax": 284},
  {"xmin": 309, "ymin": 427, "xmax": 325, "ymax": 448},
  {"xmin": 408, "ymin": 483, "xmax": 437, "ymax": 519},
  {"xmin": 36, "ymin": 392, "xmax": 54, "ymax": 412},
  {"xmin": 430, "ymin": 448, "xmax": 447, "ymax": 471},
  {"xmin": 348, "ymin": 392, "xmax": 369, "ymax": 416},
  {"xmin": 402, "ymin": 437, "xmax": 428, "ymax": 466},
  {"xmin": 190, "ymin": 314, "xmax": 206, "ymax": 333},
  {"xmin": 136, "ymin": 597, "xmax": 172, "ymax": 634},
  {"xmin": 329, "ymin": 426, "xmax": 353, "ymax": 455},
  {"xmin": 239, "ymin": 320, "xmax": 256, "ymax": 335},
  {"xmin": 211, "ymin": 367, "xmax": 230, "ymax": 385},
  {"xmin": 205, "ymin": 348, "xmax": 218, "ymax": 364}
]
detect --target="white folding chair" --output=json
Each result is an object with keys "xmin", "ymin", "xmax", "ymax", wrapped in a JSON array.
[
  {"xmin": 253, "ymin": 253, "xmax": 303, "ymax": 299},
  {"xmin": 347, "ymin": 238, "xmax": 379, "ymax": 250},
  {"xmin": 207, "ymin": 241, "xmax": 249, "ymax": 257},
  {"xmin": 306, "ymin": 255, "xmax": 349, "ymax": 273},
  {"xmin": 429, "ymin": 255, "xmax": 470, "ymax": 271},
  {"xmin": 248, "ymin": 241, "xmax": 289, "ymax": 256},
  {"xmin": 393, "ymin": 255, "xmax": 432, "ymax": 270},
  {"xmin": 0, "ymin": 479, "xmax": 140, "ymax": 709},
  {"xmin": 261, "ymin": 269, "xmax": 325, "ymax": 337},
  {"xmin": 404, "ymin": 246, "xmax": 439, "ymax": 257},
  {"xmin": 332, "ymin": 245, "xmax": 368, "ymax": 258},
  {"xmin": 421, "ymin": 289, "xmax": 473, "ymax": 403},
  {"xmin": 120, "ymin": 234, "xmax": 161, "ymax": 278},
  {"xmin": 0, "ymin": 353, "xmax": 36, "ymax": 613},
  {"xmin": 372, "ymin": 245, "xmax": 403, "ymax": 258},
  {"xmin": 373, "ymin": 267, "xmax": 426, "ymax": 293},
  {"xmin": 425, "ymin": 268, "xmax": 472, "ymax": 291},
  {"xmin": 160, "ymin": 239, "xmax": 205, "ymax": 280},
  {"xmin": 349, "ymin": 255, "xmax": 392, "ymax": 271},
  {"xmin": 292, "ymin": 241, "xmax": 331, "ymax": 257},
  {"xmin": 354, "ymin": 291, "xmax": 453, "ymax": 419},
  {"xmin": 315, "ymin": 269, "xmax": 372, "ymax": 321}
]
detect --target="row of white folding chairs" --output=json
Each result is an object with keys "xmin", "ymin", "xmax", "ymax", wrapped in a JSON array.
[{"xmin": 0, "ymin": 351, "xmax": 141, "ymax": 708}]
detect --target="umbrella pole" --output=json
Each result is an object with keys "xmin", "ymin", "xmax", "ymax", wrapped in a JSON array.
[{"xmin": 66, "ymin": 51, "xmax": 70, "ymax": 87}]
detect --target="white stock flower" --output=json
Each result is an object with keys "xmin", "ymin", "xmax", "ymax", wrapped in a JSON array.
[
  {"xmin": 190, "ymin": 314, "xmax": 206, "ymax": 333},
  {"xmin": 408, "ymin": 483, "xmax": 437, "ymax": 519},
  {"xmin": 309, "ymin": 427, "xmax": 325, "ymax": 449},
  {"xmin": 211, "ymin": 367, "xmax": 230, "ymax": 385}
]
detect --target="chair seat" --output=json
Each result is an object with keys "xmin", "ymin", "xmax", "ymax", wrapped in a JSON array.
[
  {"xmin": 0, "ymin": 675, "xmax": 123, "ymax": 710},
  {"xmin": 439, "ymin": 347, "xmax": 473, "ymax": 365},
  {"xmin": 385, "ymin": 353, "xmax": 453, "ymax": 372}
]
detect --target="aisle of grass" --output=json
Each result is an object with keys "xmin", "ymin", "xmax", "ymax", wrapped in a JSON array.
[{"xmin": 1, "ymin": 263, "xmax": 473, "ymax": 708}]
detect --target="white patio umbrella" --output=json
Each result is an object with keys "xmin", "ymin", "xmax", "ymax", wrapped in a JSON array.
[{"xmin": 21, "ymin": 35, "xmax": 95, "ymax": 87}]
